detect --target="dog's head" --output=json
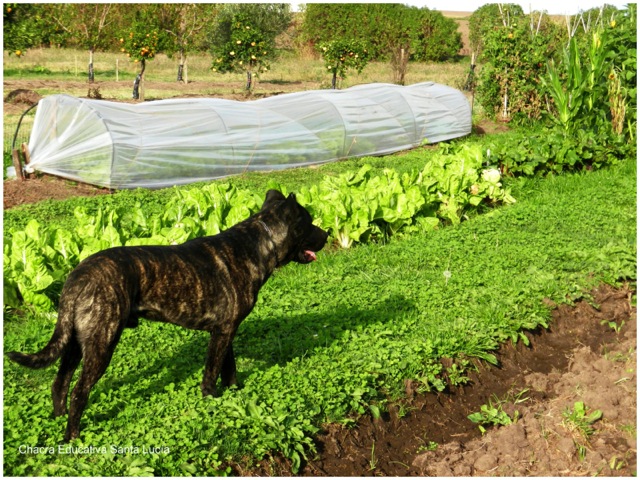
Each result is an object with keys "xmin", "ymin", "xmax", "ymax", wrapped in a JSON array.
[{"xmin": 260, "ymin": 190, "xmax": 328, "ymax": 265}]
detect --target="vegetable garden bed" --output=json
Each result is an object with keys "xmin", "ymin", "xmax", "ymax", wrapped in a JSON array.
[{"xmin": 3, "ymin": 154, "xmax": 635, "ymax": 476}]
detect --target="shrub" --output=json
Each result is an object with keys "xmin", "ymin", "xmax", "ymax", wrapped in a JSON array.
[
  {"xmin": 410, "ymin": 10, "xmax": 462, "ymax": 62},
  {"xmin": 468, "ymin": 3, "xmax": 524, "ymax": 58},
  {"xmin": 302, "ymin": 4, "xmax": 461, "ymax": 62},
  {"xmin": 3, "ymin": 3, "xmax": 43, "ymax": 55}
]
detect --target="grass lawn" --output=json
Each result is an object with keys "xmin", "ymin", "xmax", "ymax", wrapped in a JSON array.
[{"xmin": 3, "ymin": 48, "xmax": 470, "ymax": 91}]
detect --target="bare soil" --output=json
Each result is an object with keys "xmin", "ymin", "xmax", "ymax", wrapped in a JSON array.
[
  {"xmin": 3, "ymin": 175, "xmax": 110, "ymax": 210},
  {"xmin": 251, "ymin": 284, "xmax": 637, "ymax": 477}
]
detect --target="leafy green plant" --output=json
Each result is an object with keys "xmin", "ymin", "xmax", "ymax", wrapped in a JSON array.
[
  {"xmin": 486, "ymin": 126, "xmax": 633, "ymax": 177},
  {"xmin": 468, "ymin": 399, "xmax": 512, "ymax": 434},
  {"xmin": 445, "ymin": 360, "xmax": 471, "ymax": 386},
  {"xmin": 562, "ymin": 401, "xmax": 603, "ymax": 438},
  {"xmin": 601, "ymin": 319, "xmax": 625, "ymax": 334},
  {"xmin": 296, "ymin": 144, "xmax": 515, "ymax": 249},
  {"xmin": 468, "ymin": 389, "xmax": 529, "ymax": 434},
  {"xmin": 417, "ymin": 441, "xmax": 439, "ymax": 453}
]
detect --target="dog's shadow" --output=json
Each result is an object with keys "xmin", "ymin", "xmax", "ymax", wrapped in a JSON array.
[
  {"xmin": 94, "ymin": 293, "xmax": 416, "ymax": 411},
  {"xmin": 235, "ymin": 292, "xmax": 417, "ymax": 370}
]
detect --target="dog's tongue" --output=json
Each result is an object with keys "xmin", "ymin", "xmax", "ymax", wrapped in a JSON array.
[{"xmin": 303, "ymin": 250, "xmax": 317, "ymax": 262}]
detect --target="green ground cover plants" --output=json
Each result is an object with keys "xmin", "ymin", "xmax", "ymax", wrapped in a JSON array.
[{"xmin": 3, "ymin": 155, "xmax": 635, "ymax": 476}]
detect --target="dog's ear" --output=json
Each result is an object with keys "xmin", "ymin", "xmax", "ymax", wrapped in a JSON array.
[
  {"xmin": 283, "ymin": 193, "xmax": 301, "ymax": 215},
  {"xmin": 262, "ymin": 190, "xmax": 286, "ymax": 210}
]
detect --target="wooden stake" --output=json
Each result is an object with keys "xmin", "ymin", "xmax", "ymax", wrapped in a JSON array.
[
  {"xmin": 11, "ymin": 149, "xmax": 25, "ymax": 181},
  {"xmin": 21, "ymin": 142, "xmax": 31, "ymax": 165}
]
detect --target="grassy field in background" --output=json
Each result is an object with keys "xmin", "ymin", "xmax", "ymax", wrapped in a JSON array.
[{"xmin": 3, "ymin": 48, "xmax": 470, "ymax": 95}]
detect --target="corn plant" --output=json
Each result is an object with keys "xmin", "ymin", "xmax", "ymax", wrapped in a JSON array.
[
  {"xmin": 542, "ymin": 25, "xmax": 630, "ymax": 139},
  {"xmin": 542, "ymin": 36, "xmax": 590, "ymax": 131}
]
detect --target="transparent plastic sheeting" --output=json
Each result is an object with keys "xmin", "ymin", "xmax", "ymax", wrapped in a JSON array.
[{"xmin": 25, "ymin": 82, "xmax": 472, "ymax": 189}]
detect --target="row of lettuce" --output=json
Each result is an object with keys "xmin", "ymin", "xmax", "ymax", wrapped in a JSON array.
[
  {"xmin": 5, "ymin": 121, "xmax": 633, "ymax": 312},
  {"xmin": 4, "ymin": 143, "xmax": 514, "ymax": 311}
]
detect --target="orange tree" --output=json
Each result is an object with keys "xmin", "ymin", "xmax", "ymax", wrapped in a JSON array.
[
  {"xmin": 209, "ymin": 4, "xmax": 290, "ymax": 90},
  {"xmin": 319, "ymin": 39, "xmax": 370, "ymax": 89},
  {"xmin": 3, "ymin": 3, "xmax": 47, "ymax": 57},
  {"xmin": 45, "ymin": 4, "xmax": 115, "ymax": 83},
  {"xmin": 157, "ymin": 4, "xmax": 217, "ymax": 83},
  {"xmin": 120, "ymin": 20, "xmax": 159, "ymax": 100}
]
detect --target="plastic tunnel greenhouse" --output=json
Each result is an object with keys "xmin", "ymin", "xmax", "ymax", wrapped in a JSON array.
[{"xmin": 24, "ymin": 82, "xmax": 472, "ymax": 189}]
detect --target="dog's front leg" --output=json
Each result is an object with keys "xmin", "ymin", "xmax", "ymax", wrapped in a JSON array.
[
  {"xmin": 221, "ymin": 344, "xmax": 238, "ymax": 388},
  {"xmin": 201, "ymin": 333, "xmax": 232, "ymax": 397}
]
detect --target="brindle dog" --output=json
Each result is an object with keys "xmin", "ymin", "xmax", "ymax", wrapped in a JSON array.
[{"xmin": 7, "ymin": 190, "xmax": 328, "ymax": 441}]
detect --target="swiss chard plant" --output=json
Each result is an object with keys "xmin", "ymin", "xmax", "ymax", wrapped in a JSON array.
[{"xmin": 4, "ymin": 145, "xmax": 516, "ymax": 312}]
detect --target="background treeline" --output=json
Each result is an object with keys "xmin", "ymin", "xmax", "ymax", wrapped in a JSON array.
[
  {"xmin": 3, "ymin": 3, "xmax": 462, "ymax": 61},
  {"xmin": 302, "ymin": 4, "xmax": 462, "ymax": 62}
]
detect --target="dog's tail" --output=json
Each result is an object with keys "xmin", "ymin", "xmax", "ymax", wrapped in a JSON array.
[{"xmin": 6, "ymin": 301, "xmax": 74, "ymax": 369}]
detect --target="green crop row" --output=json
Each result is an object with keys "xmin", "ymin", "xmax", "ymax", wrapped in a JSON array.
[
  {"xmin": 3, "ymin": 143, "xmax": 515, "ymax": 312},
  {"xmin": 485, "ymin": 125, "xmax": 634, "ymax": 177}
]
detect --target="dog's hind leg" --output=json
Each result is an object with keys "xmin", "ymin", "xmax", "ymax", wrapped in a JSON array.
[
  {"xmin": 52, "ymin": 337, "xmax": 82, "ymax": 417},
  {"xmin": 64, "ymin": 330, "xmax": 122, "ymax": 442}
]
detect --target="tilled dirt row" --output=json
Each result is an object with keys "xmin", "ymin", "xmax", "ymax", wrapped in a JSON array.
[{"xmin": 294, "ymin": 284, "xmax": 637, "ymax": 477}]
